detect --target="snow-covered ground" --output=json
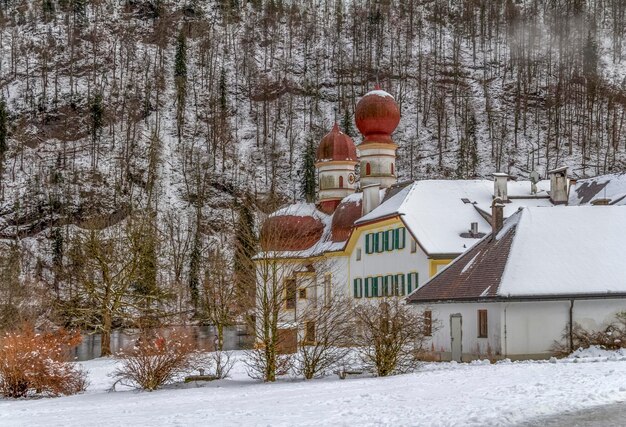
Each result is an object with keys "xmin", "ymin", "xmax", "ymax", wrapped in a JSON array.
[{"xmin": 2, "ymin": 348, "xmax": 626, "ymax": 427}]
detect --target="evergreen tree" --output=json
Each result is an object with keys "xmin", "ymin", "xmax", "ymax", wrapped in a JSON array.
[
  {"xmin": 188, "ymin": 229, "xmax": 201, "ymax": 311},
  {"xmin": 300, "ymin": 137, "xmax": 316, "ymax": 203},
  {"xmin": 90, "ymin": 93, "xmax": 103, "ymax": 143},
  {"xmin": 175, "ymin": 30, "xmax": 187, "ymax": 143},
  {"xmin": 233, "ymin": 194, "xmax": 256, "ymax": 312},
  {"xmin": 341, "ymin": 109, "xmax": 355, "ymax": 137},
  {"xmin": 0, "ymin": 99, "xmax": 7, "ymax": 174}
]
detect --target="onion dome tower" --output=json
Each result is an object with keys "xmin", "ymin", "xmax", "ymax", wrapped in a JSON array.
[
  {"xmin": 355, "ymin": 85, "xmax": 400, "ymax": 188},
  {"xmin": 315, "ymin": 123, "xmax": 358, "ymax": 214}
]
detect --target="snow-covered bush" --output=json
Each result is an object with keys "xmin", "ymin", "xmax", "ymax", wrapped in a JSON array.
[
  {"xmin": 112, "ymin": 330, "xmax": 198, "ymax": 391},
  {"xmin": 552, "ymin": 312, "xmax": 626, "ymax": 356},
  {"xmin": 0, "ymin": 325, "xmax": 87, "ymax": 398}
]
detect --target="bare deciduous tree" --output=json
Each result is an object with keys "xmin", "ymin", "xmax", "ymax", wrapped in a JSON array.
[{"xmin": 353, "ymin": 298, "xmax": 436, "ymax": 377}]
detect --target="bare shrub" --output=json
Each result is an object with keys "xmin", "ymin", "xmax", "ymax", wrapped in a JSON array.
[
  {"xmin": 552, "ymin": 312, "xmax": 626, "ymax": 356},
  {"xmin": 244, "ymin": 348, "xmax": 293, "ymax": 381},
  {"xmin": 353, "ymin": 299, "xmax": 436, "ymax": 377},
  {"xmin": 294, "ymin": 295, "xmax": 354, "ymax": 379},
  {"xmin": 195, "ymin": 350, "xmax": 236, "ymax": 379},
  {"xmin": 0, "ymin": 324, "xmax": 87, "ymax": 398},
  {"xmin": 112, "ymin": 330, "xmax": 198, "ymax": 391}
]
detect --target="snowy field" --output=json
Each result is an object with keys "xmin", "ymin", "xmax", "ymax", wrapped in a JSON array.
[{"xmin": 2, "ymin": 348, "xmax": 626, "ymax": 427}]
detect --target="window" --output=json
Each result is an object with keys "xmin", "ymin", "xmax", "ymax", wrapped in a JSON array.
[
  {"xmin": 423, "ymin": 311, "xmax": 432, "ymax": 336},
  {"xmin": 356, "ymin": 248, "xmax": 362, "ymax": 261},
  {"xmin": 411, "ymin": 239, "xmax": 417, "ymax": 253},
  {"xmin": 366, "ymin": 163, "xmax": 371, "ymax": 175},
  {"xmin": 353, "ymin": 278, "xmax": 363, "ymax": 298},
  {"xmin": 394, "ymin": 274, "xmax": 405, "ymax": 296},
  {"xmin": 305, "ymin": 321, "xmax": 316, "ymax": 344},
  {"xmin": 385, "ymin": 230, "xmax": 394, "ymax": 251},
  {"xmin": 324, "ymin": 274, "xmax": 332, "ymax": 307},
  {"xmin": 478, "ymin": 310, "xmax": 488, "ymax": 338},
  {"xmin": 364, "ymin": 277, "xmax": 372, "ymax": 298},
  {"xmin": 407, "ymin": 272, "xmax": 418, "ymax": 293},
  {"xmin": 383, "ymin": 275, "xmax": 394, "ymax": 296},
  {"xmin": 285, "ymin": 278, "xmax": 296, "ymax": 309},
  {"xmin": 394, "ymin": 227, "xmax": 406, "ymax": 250},
  {"xmin": 371, "ymin": 277, "xmax": 379, "ymax": 297},
  {"xmin": 376, "ymin": 231, "xmax": 385, "ymax": 253},
  {"xmin": 339, "ymin": 176, "xmax": 344, "ymax": 188},
  {"xmin": 298, "ymin": 288, "xmax": 307, "ymax": 299},
  {"xmin": 391, "ymin": 163, "xmax": 394, "ymax": 175}
]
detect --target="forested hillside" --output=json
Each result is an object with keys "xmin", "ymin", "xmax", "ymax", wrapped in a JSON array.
[{"xmin": 0, "ymin": 0, "xmax": 624, "ymax": 329}]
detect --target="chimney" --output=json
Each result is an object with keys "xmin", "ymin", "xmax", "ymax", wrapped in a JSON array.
[
  {"xmin": 492, "ymin": 173, "xmax": 509, "ymax": 202},
  {"xmin": 470, "ymin": 222, "xmax": 479, "ymax": 236},
  {"xmin": 548, "ymin": 166, "xmax": 569, "ymax": 205},
  {"xmin": 362, "ymin": 184, "xmax": 380, "ymax": 216},
  {"xmin": 491, "ymin": 198, "xmax": 504, "ymax": 236}
]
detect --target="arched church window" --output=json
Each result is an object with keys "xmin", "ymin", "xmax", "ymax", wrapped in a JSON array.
[
  {"xmin": 366, "ymin": 163, "xmax": 371, "ymax": 175},
  {"xmin": 339, "ymin": 176, "xmax": 344, "ymax": 188},
  {"xmin": 391, "ymin": 163, "xmax": 394, "ymax": 175}
]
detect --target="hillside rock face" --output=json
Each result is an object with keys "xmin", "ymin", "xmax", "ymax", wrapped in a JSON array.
[{"xmin": 0, "ymin": 0, "xmax": 624, "ymax": 323}]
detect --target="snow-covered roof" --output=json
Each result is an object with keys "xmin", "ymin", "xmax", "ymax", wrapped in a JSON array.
[
  {"xmin": 365, "ymin": 89, "xmax": 394, "ymax": 98},
  {"xmin": 569, "ymin": 173, "xmax": 626, "ymax": 206},
  {"xmin": 498, "ymin": 206, "xmax": 626, "ymax": 296},
  {"xmin": 357, "ymin": 179, "xmax": 552, "ymax": 255},
  {"xmin": 408, "ymin": 206, "xmax": 626, "ymax": 303}
]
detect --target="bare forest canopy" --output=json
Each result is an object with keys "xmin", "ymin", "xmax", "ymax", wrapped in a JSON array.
[{"xmin": 0, "ymin": 0, "xmax": 624, "ymax": 330}]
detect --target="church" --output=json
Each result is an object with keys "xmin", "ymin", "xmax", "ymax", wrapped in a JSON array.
[{"xmin": 256, "ymin": 86, "xmax": 566, "ymax": 346}]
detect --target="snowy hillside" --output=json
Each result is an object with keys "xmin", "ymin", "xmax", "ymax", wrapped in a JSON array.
[{"xmin": 0, "ymin": 0, "xmax": 624, "ymax": 324}]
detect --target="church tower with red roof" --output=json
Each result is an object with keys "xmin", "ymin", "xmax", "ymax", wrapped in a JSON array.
[
  {"xmin": 355, "ymin": 86, "xmax": 400, "ymax": 188},
  {"xmin": 315, "ymin": 122, "xmax": 358, "ymax": 214}
]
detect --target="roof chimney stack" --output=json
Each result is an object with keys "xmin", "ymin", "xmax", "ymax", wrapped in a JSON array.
[
  {"xmin": 548, "ymin": 166, "xmax": 569, "ymax": 205},
  {"xmin": 492, "ymin": 173, "xmax": 509, "ymax": 202},
  {"xmin": 362, "ymin": 184, "xmax": 380, "ymax": 216},
  {"xmin": 491, "ymin": 198, "xmax": 504, "ymax": 236}
]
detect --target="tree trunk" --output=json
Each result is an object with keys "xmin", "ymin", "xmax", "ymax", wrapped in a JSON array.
[{"xmin": 101, "ymin": 311, "xmax": 112, "ymax": 357}]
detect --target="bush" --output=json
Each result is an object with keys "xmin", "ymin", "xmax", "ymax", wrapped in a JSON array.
[
  {"xmin": 0, "ymin": 325, "xmax": 87, "ymax": 398},
  {"xmin": 552, "ymin": 312, "xmax": 626, "ymax": 356},
  {"xmin": 353, "ymin": 299, "xmax": 435, "ymax": 377},
  {"xmin": 112, "ymin": 330, "xmax": 198, "ymax": 391}
]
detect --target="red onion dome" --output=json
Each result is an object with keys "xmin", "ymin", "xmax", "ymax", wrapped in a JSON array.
[
  {"xmin": 330, "ymin": 196, "xmax": 363, "ymax": 242},
  {"xmin": 316, "ymin": 122, "xmax": 357, "ymax": 163},
  {"xmin": 355, "ymin": 85, "xmax": 400, "ymax": 144},
  {"xmin": 260, "ymin": 205, "xmax": 325, "ymax": 251}
]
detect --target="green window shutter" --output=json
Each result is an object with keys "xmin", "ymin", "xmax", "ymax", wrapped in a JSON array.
[
  {"xmin": 385, "ymin": 275, "xmax": 394, "ymax": 296},
  {"xmin": 365, "ymin": 233, "xmax": 370, "ymax": 254},
  {"xmin": 397, "ymin": 227, "xmax": 406, "ymax": 249},
  {"xmin": 413, "ymin": 272, "xmax": 419, "ymax": 290},
  {"xmin": 394, "ymin": 228, "xmax": 400, "ymax": 249},
  {"xmin": 382, "ymin": 231, "xmax": 388, "ymax": 252},
  {"xmin": 385, "ymin": 230, "xmax": 394, "ymax": 251},
  {"xmin": 407, "ymin": 272, "xmax": 419, "ymax": 293},
  {"xmin": 372, "ymin": 276, "xmax": 378, "ymax": 297},
  {"xmin": 353, "ymin": 278, "xmax": 362, "ymax": 298},
  {"xmin": 394, "ymin": 274, "xmax": 403, "ymax": 296}
]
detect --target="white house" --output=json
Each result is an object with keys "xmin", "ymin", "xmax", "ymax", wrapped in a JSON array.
[
  {"xmin": 407, "ymin": 205, "xmax": 626, "ymax": 361},
  {"xmin": 255, "ymin": 85, "xmax": 567, "ymax": 349}
]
